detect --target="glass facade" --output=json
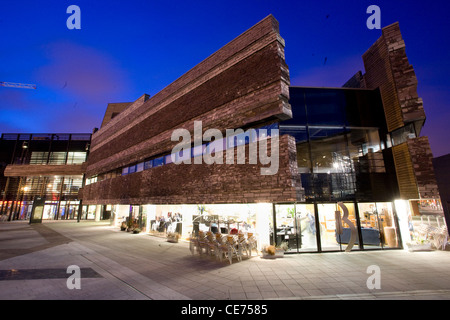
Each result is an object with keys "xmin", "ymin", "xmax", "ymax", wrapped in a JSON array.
[
  {"xmin": 273, "ymin": 204, "xmax": 317, "ymax": 252},
  {"xmin": 0, "ymin": 133, "xmax": 91, "ymax": 221},
  {"xmin": 103, "ymin": 200, "xmax": 402, "ymax": 254},
  {"xmin": 269, "ymin": 87, "xmax": 404, "ymax": 252},
  {"xmin": 281, "ymin": 87, "xmax": 398, "ymax": 203}
]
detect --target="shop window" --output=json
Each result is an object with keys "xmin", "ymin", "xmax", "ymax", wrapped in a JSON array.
[
  {"xmin": 274, "ymin": 204, "xmax": 317, "ymax": 253},
  {"xmin": 87, "ymin": 205, "xmax": 97, "ymax": 219},
  {"xmin": 318, "ymin": 203, "xmax": 360, "ymax": 252},
  {"xmin": 357, "ymin": 202, "xmax": 400, "ymax": 249}
]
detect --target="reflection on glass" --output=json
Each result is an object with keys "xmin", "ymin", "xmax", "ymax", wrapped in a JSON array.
[
  {"xmin": 357, "ymin": 202, "xmax": 399, "ymax": 249},
  {"xmin": 274, "ymin": 204, "xmax": 317, "ymax": 252},
  {"xmin": 281, "ymin": 87, "xmax": 392, "ymax": 203},
  {"xmin": 318, "ymin": 203, "xmax": 359, "ymax": 251},
  {"xmin": 296, "ymin": 204, "xmax": 317, "ymax": 252},
  {"xmin": 391, "ymin": 123, "xmax": 416, "ymax": 146}
]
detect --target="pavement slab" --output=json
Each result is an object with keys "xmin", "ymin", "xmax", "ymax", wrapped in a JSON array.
[{"xmin": 1, "ymin": 220, "xmax": 450, "ymax": 300}]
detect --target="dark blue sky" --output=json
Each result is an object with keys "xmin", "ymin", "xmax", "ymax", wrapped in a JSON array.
[{"xmin": 1, "ymin": 1, "xmax": 449, "ymax": 156}]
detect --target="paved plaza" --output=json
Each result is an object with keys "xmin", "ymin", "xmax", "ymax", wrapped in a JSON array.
[{"xmin": 1, "ymin": 220, "xmax": 450, "ymax": 300}]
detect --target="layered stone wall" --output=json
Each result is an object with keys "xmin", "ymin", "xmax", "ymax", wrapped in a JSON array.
[
  {"xmin": 407, "ymin": 137, "xmax": 440, "ymax": 199},
  {"xmin": 81, "ymin": 15, "xmax": 302, "ymax": 205},
  {"xmin": 363, "ymin": 22, "xmax": 438, "ymax": 200},
  {"xmin": 81, "ymin": 135, "xmax": 303, "ymax": 205},
  {"xmin": 362, "ymin": 22, "xmax": 425, "ymax": 132},
  {"xmin": 85, "ymin": 15, "xmax": 291, "ymax": 178}
]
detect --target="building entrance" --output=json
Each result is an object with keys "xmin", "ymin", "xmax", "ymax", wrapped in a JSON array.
[{"xmin": 273, "ymin": 204, "xmax": 318, "ymax": 253}]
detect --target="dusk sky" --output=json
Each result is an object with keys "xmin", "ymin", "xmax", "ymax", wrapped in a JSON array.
[{"xmin": 1, "ymin": 1, "xmax": 449, "ymax": 157}]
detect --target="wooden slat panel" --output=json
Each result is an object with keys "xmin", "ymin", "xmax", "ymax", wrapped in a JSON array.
[{"xmin": 392, "ymin": 143, "xmax": 419, "ymax": 199}]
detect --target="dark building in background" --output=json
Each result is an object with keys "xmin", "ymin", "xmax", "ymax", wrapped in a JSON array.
[
  {"xmin": 0, "ymin": 133, "xmax": 91, "ymax": 221},
  {"xmin": 433, "ymin": 154, "xmax": 450, "ymax": 229}
]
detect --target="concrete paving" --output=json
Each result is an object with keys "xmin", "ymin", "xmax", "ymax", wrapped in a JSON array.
[{"xmin": 1, "ymin": 220, "xmax": 450, "ymax": 300}]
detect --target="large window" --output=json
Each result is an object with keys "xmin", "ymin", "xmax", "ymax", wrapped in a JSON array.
[
  {"xmin": 318, "ymin": 203, "xmax": 360, "ymax": 252},
  {"xmin": 29, "ymin": 152, "xmax": 48, "ymax": 165},
  {"xmin": 282, "ymin": 87, "xmax": 392, "ymax": 203},
  {"xmin": 29, "ymin": 151, "xmax": 86, "ymax": 165},
  {"xmin": 391, "ymin": 123, "xmax": 416, "ymax": 146},
  {"xmin": 357, "ymin": 202, "xmax": 400, "ymax": 249},
  {"xmin": 48, "ymin": 152, "xmax": 66, "ymax": 164},
  {"xmin": 67, "ymin": 152, "xmax": 87, "ymax": 164},
  {"xmin": 142, "ymin": 203, "xmax": 272, "ymax": 252},
  {"xmin": 274, "ymin": 204, "xmax": 317, "ymax": 252}
]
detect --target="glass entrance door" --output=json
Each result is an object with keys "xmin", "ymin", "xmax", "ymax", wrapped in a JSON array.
[
  {"xmin": 274, "ymin": 204, "xmax": 317, "ymax": 253},
  {"xmin": 357, "ymin": 202, "xmax": 400, "ymax": 249},
  {"xmin": 318, "ymin": 202, "xmax": 360, "ymax": 252}
]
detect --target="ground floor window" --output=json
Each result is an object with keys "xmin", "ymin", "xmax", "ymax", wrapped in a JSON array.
[
  {"xmin": 318, "ymin": 203, "xmax": 360, "ymax": 252},
  {"xmin": 106, "ymin": 200, "xmax": 413, "ymax": 253},
  {"xmin": 357, "ymin": 202, "xmax": 400, "ymax": 249},
  {"xmin": 111, "ymin": 203, "xmax": 272, "ymax": 251},
  {"xmin": 396, "ymin": 199, "xmax": 447, "ymax": 250},
  {"xmin": 273, "ymin": 204, "xmax": 317, "ymax": 252},
  {"xmin": 273, "ymin": 202, "xmax": 402, "ymax": 253}
]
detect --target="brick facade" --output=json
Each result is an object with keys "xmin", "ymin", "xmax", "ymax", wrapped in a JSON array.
[
  {"xmin": 407, "ymin": 136, "xmax": 440, "ymax": 199},
  {"xmin": 80, "ymin": 15, "xmax": 299, "ymax": 205},
  {"xmin": 362, "ymin": 22, "xmax": 426, "ymax": 133},
  {"xmin": 81, "ymin": 135, "xmax": 302, "ymax": 205},
  {"xmin": 85, "ymin": 15, "xmax": 290, "ymax": 178}
]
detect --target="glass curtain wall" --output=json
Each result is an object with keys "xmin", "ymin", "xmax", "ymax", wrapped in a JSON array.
[
  {"xmin": 275, "ymin": 88, "xmax": 401, "ymax": 252},
  {"xmin": 282, "ymin": 87, "xmax": 390, "ymax": 203}
]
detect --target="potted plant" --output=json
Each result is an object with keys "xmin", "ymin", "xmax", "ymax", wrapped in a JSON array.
[
  {"xmin": 167, "ymin": 232, "xmax": 181, "ymax": 243},
  {"xmin": 120, "ymin": 221, "xmax": 127, "ymax": 231},
  {"xmin": 126, "ymin": 220, "xmax": 134, "ymax": 232},
  {"xmin": 133, "ymin": 228, "xmax": 142, "ymax": 234},
  {"xmin": 261, "ymin": 242, "xmax": 287, "ymax": 259},
  {"xmin": 261, "ymin": 245, "xmax": 277, "ymax": 259}
]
